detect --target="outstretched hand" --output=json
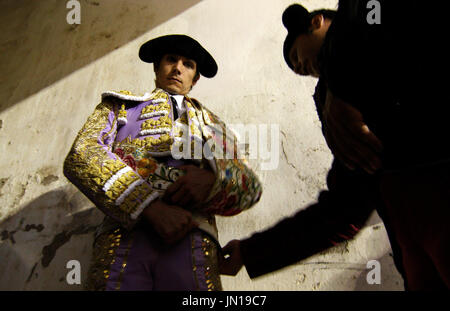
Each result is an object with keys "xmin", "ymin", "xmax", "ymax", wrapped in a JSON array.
[
  {"xmin": 219, "ymin": 239, "xmax": 244, "ymax": 276},
  {"xmin": 322, "ymin": 89, "xmax": 384, "ymax": 174}
]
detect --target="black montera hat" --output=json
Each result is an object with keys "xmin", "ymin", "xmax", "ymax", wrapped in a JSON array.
[
  {"xmin": 139, "ymin": 34, "xmax": 218, "ymax": 78},
  {"xmin": 282, "ymin": 4, "xmax": 312, "ymax": 70}
]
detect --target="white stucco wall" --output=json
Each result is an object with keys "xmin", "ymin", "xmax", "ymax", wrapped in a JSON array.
[{"xmin": 0, "ymin": 0, "xmax": 403, "ymax": 290}]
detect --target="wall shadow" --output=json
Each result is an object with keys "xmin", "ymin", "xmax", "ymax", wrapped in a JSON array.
[
  {"xmin": 0, "ymin": 186, "xmax": 104, "ymax": 290},
  {"xmin": 0, "ymin": 0, "xmax": 202, "ymax": 113}
]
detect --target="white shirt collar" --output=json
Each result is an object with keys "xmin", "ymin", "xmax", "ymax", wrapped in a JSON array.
[
  {"xmin": 170, "ymin": 95, "xmax": 186, "ymax": 117},
  {"xmin": 171, "ymin": 95, "xmax": 185, "ymax": 109}
]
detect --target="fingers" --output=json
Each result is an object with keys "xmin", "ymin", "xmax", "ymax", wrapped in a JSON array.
[
  {"xmin": 219, "ymin": 240, "xmax": 244, "ymax": 276},
  {"xmin": 164, "ymin": 177, "xmax": 194, "ymax": 206},
  {"xmin": 342, "ymin": 128, "xmax": 382, "ymax": 174},
  {"xmin": 170, "ymin": 185, "xmax": 193, "ymax": 206},
  {"xmin": 178, "ymin": 192, "xmax": 194, "ymax": 207},
  {"xmin": 323, "ymin": 89, "xmax": 384, "ymax": 174},
  {"xmin": 323, "ymin": 127, "xmax": 356, "ymax": 171},
  {"xmin": 328, "ymin": 124, "xmax": 381, "ymax": 174},
  {"xmin": 164, "ymin": 220, "xmax": 194, "ymax": 244},
  {"xmin": 325, "ymin": 118, "xmax": 363, "ymax": 169},
  {"xmin": 164, "ymin": 169, "xmax": 214, "ymax": 206},
  {"xmin": 177, "ymin": 164, "xmax": 195, "ymax": 171},
  {"xmin": 163, "ymin": 211, "xmax": 198, "ymax": 245},
  {"xmin": 221, "ymin": 240, "xmax": 239, "ymax": 254},
  {"xmin": 147, "ymin": 202, "xmax": 197, "ymax": 244},
  {"xmin": 164, "ymin": 179, "xmax": 183, "ymax": 200},
  {"xmin": 340, "ymin": 118, "xmax": 383, "ymax": 155},
  {"xmin": 325, "ymin": 110, "xmax": 382, "ymax": 174},
  {"xmin": 359, "ymin": 124, "xmax": 383, "ymax": 153}
]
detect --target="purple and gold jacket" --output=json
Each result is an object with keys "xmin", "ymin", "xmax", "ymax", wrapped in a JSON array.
[{"xmin": 63, "ymin": 88, "xmax": 262, "ymax": 241}]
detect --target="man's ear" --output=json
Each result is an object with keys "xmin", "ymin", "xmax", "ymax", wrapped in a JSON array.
[
  {"xmin": 153, "ymin": 63, "xmax": 159, "ymax": 74},
  {"xmin": 192, "ymin": 74, "xmax": 200, "ymax": 87},
  {"xmin": 310, "ymin": 14, "xmax": 324, "ymax": 31}
]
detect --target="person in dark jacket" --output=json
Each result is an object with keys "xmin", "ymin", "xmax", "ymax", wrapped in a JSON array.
[{"xmin": 220, "ymin": 2, "xmax": 450, "ymax": 290}]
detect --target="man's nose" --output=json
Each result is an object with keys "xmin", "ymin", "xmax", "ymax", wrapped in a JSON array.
[{"xmin": 173, "ymin": 60, "xmax": 183, "ymax": 73}]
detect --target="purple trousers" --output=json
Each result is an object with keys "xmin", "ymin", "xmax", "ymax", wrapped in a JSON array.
[{"xmin": 85, "ymin": 225, "xmax": 222, "ymax": 291}]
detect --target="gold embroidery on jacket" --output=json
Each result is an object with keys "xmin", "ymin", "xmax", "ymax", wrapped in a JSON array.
[
  {"xmin": 64, "ymin": 101, "xmax": 145, "ymax": 227},
  {"xmin": 85, "ymin": 227, "xmax": 123, "ymax": 291},
  {"xmin": 140, "ymin": 115, "xmax": 173, "ymax": 136},
  {"xmin": 105, "ymin": 170, "xmax": 140, "ymax": 201},
  {"xmin": 140, "ymin": 102, "xmax": 170, "ymax": 119}
]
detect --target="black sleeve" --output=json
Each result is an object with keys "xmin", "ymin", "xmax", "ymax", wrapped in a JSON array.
[{"xmin": 240, "ymin": 161, "xmax": 376, "ymax": 278}]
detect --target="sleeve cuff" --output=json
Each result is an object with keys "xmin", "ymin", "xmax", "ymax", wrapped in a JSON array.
[{"xmin": 102, "ymin": 164, "xmax": 160, "ymax": 222}]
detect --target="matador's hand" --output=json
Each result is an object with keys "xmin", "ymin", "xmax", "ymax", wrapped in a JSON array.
[
  {"xmin": 163, "ymin": 164, "xmax": 216, "ymax": 207},
  {"xmin": 323, "ymin": 89, "xmax": 384, "ymax": 174},
  {"xmin": 142, "ymin": 199, "xmax": 198, "ymax": 244}
]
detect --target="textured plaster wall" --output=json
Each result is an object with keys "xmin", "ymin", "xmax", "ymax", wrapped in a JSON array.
[{"xmin": 0, "ymin": 0, "xmax": 403, "ymax": 290}]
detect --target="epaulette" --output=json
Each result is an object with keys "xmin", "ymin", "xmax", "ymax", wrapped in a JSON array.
[
  {"xmin": 101, "ymin": 90, "xmax": 154, "ymax": 125},
  {"xmin": 101, "ymin": 90, "xmax": 153, "ymax": 102}
]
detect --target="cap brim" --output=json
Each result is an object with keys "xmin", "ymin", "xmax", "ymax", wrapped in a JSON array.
[
  {"xmin": 283, "ymin": 33, "xmax": 296, "ymax": 71},
  {"xmin": 282, "ymin": 4, "xmax": 311, "ymax": 71}
]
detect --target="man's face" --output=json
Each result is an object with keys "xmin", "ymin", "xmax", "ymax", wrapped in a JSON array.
[
  {"xmin": 154, "ymin": 54, "xmax": 199, "ymax": 95},
  {"xmin": 288, "ymin": 15, "xmax": 330, "ymax": 78}
]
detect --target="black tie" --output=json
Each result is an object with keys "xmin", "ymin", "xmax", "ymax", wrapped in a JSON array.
[{"xmin": 170, "ymin": 96, "xmax": 179, "ymax": 120}]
